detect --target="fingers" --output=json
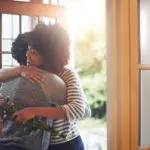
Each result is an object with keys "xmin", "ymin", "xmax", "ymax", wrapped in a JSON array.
[
  {"xmin": 22, "ymin": 66, "xmax": 45, "ymax": 83},
  {"xmin": 26, "ymin": 74, "xmax": 44, "ymax": 83},
  {"xmin": 30, "ymin": 66, "xmax": 43, "ymax": 73},
  {"xmin": 13, "ymin": 112, "xmax": 27, "ymax": 124},
  {"xmin": 32, "ymin": 75, "xmax": 44, "ymax": 83},
  {"xmin": 13, "ymin": 113, "xmax": 24, "ymax": 124}
]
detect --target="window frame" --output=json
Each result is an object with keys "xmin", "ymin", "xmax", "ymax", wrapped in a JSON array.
[
  {"xmin": 107, "ymin": 0, "xmax": 132, "ymax": 149},
  {"xmin": 0, "ymin": 0, "xmax": 66, "ymax": 68}
]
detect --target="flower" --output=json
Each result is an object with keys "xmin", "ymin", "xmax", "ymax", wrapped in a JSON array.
[{"xmin": 0, "ymin": 94, "xmax": 66, "ymax": 138}]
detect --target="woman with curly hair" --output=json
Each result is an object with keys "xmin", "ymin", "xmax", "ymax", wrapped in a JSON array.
[
  {"xmin": 0, "ymin": 25, "xmax": 67, "ymax": 150},
  {"xmin": 0, "ymin": 23, "xmax": 91, "ymax": 150}
]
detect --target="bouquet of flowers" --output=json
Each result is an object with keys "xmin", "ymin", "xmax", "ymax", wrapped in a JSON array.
[{"xmin": 0, "ymin": 94, "xmax": 65, "ymax": 137}]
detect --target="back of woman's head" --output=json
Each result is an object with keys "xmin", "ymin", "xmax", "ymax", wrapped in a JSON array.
[{"xmin": 25, "ymin": 23, "xmax": 70, "ymax": 73}]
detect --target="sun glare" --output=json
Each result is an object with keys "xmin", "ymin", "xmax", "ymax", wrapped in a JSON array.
[{"xmin": 66, "ymin": 0, "xmax": 103, "ymax": 35}]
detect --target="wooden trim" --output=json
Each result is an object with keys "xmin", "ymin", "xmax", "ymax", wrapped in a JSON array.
[
  {"xmin": 120, "ymin": 0, "xmax": 131, "ymax": 149},
  {"xmin": 106, "ymin": 0, "xmax": 119, "ymax": 149},
  {"xmin": 130, "ymin": 0, "xmax": 139, "ymax": 150},
  {"xmin": 107, "ymin": 0, "xmax": 131, "ymax": 149},
  {"xmin": 31, "ymin": 0, "xmax": 42, "ymax": 3},
  {"xmin": 139, "ymin": 65, "xmax": 150, "ymax": 70},
  {"xmin": 0, "ymin": 0, "xmax": 12, "ymax": 2},
  {"xmin": 0, "ymin": 1, "xmax": 65, "ymax": 18},
  {"xmin": 0, "ymin": 51, "xmax": 11, "ymax": 54},
  {"xmin": 139, "ymin": 146, "xmax": 150, "ymax": 150}
]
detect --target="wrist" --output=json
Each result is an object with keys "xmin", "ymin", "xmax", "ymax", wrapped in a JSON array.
[
  {"xmin": 17, "ymin": 66, "xmax": 26, "ymax": 76},
  {"xmin": 17, "ymin": 66, "xmax": 23, "ymax": 74}
]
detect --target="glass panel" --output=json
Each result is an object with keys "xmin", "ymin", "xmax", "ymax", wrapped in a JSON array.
[
  {"xmin": 21, "ymin": 16, "xmax": 38, "ymax": 33},
  {"xmin": 40, "ymin": 17, "xmax": 56, "ymax": 25},
  {"xmin": 2, "ymin": 14, "xmax": 12, "ymax": 38},
  {"xmin": 51, "ymin": 0, "xmax": 57, "ymax": 5},
  {"xmin": 32, "ymin": 17, "xmax": 39, "ymax": 29},
  {"xmin": 12, "ymin": 15, "xmax": 19, "ymax": 39},
  {"xmin": 2, "ymin": 54, "xmax": 13, "ymax": 67},
  {"xmin": 43, "ymin": 0, "xmax": 49, "ymax": 4},
  {"xmin": 2, "ymin": 55, "xmax": 19, "ymax": 68},
  {"xmin": 2, "ymin": 14, "xmax": 19, "ymax": 39},
  {"xmin": 140, "ymin": 70, "xmax": 150, "ymax": 146},
  {"xmin": 2, "ymin": 40, "xmax": 12, "ymax": 52},
  {"xmin": 59, "ymin": 0, "xmax": 68, "ymax": 6},
  {"xmin": 140, "ymin": 0, "xmax": 150, "ymax": 64},
  {"xmin": 12, "ymin": 58, "xmax": 19, "ymax": 66}
]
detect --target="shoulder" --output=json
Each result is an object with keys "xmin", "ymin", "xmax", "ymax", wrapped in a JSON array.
[
  {"xmin": 2, "ymin": 76, "xmax": 41, "ymax": 90},
  {"xmin": 58, "ymin": 66, "xmax": 78, "ymax": 78},
  {"xmin": 42, "ymin": 70, "xmax": 65, "ymax": 88},
  {"xmin": 3, "ymin": 76, "xmax": 33, "ymax": 85}
]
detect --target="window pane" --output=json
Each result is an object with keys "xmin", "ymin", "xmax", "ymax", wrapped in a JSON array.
[
  {"xmin": 2, "ymin": 14, "xmax": 19, "ymax": 39},
  {"xmin": 2, "ymin": 54, "xmax": 13, "ymax": 67},
  {"xmin": 140, "ymin": 70, "xmax": 150, "ymax": 146},
  {"xmin": 40, "ymin": 17, "xmax": 56, "ymax": 25},
  {"xmin": 21, "ymin": 16, "xmax": 32, "ymax": 33},
  {"xmin": 51, "ymin": 0, "xmax": 58, "ymax": 5},
  {"xmin": 2, "ymin": 40, "xmax": 12, "ymax": 52},
  {"xmin": 2, "ymin": 14, "xmax": 12, "ymax": 38},
  {"xmin": 21, "ymin": 16, "xmax": 38, "ymax": 33},
  {"xmin": 12, "ymin": 58, "xmax": 19, "ymax": 66},
  {"xmin": 12, "ymin": 15, "xmax": 19, "ymax": 39},
  {"xmin": 59, "ymin": 0, "xmax": 68, "ymax": 6},
  {"xmin": 2, "ymin": 55, "xmax": 19, "ymax": 68},
  {"xmin": 43, "ymin": 0, "xmax": 49, "ymax": 4},
  {"xmin": 32, "ymin": 17, "xmax": 39, "ymax": 29},
  {"xmin": 140, "ymin": 0, "xmax": 150, "ymax": 64}
]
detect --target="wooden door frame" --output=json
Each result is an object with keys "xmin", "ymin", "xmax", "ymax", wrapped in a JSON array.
[
  {"xmin": 0, "ymin": 0, "xmax": 141, "ymax": 149},
  {"xmin": 130, "ymin": 0, "xmax": 150, "ymax": 150},
  {"xmin": 130, "ymin": 0, "xmax": 139, "ymax": 149},
  {"xmin": 107, "ymin": 0, "xmax": 148, "ymax": 149},
  {"xmin": 107, "ymin": 0, "xmax": 131, "ymax": 149}
]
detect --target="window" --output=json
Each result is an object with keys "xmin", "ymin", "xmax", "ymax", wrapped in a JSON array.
[
  {"xmin": 2, "ymin": 14, "xmax": 20, "ymax": 68},
  {"xmin": 1, "ymin": 13, "xmax": 56, "ymax": 68}
]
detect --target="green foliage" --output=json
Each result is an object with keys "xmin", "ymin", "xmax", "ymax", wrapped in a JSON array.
[{"xmin": 74, "ymin": 25, "xmax": 106, "ymax": 119}]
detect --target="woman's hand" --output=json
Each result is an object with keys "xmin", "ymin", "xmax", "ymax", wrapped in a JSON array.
[
  {"xmin": 13, "ymin": 107, "xmax": 37, "ymax": 124},
  {"xmin": 20, "ymin": 66, "xmax": 44, "ymax": 83}
]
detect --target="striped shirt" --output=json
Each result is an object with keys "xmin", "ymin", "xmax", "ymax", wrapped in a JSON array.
[{"xmin": 51, "ymin": 67, "xmax": 91, "ymax": 144}]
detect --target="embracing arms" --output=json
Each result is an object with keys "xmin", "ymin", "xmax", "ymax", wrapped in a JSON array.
[
  {"xmin": 14, "ymin": 68, "xmax": 91, "ymax": 122},
  {"xmin": 0, "ymin": 66, "xmax": 44, "ymax": 83},
  {"xmin": 0, "ymin": 66, "xmax": 91, "ymax": 122}
]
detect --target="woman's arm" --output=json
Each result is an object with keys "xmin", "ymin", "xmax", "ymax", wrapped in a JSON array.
[
  {"xmin": 13, "ymin": 107, "xmax": 66, "ymax": 123},
  {"xmin": 0, "ymin": 66, "xmax": 44, "ymax": 83},
  {"xmin": 13, "ymin": 68, "xmax": 89, "ymax": 122},
  {"xmin": 38, "ymin": 68, "xmax": 86, "ymax": 121},
  {"xmin": 0, "ymin": 66, "xmax": 22, "ymax": 82},
  {"xmin": 58, "ymin": 68, "xmax": 86, "ymax": 121}
]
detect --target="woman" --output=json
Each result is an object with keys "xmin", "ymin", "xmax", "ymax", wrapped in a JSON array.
[
  {"xmin": 0, "ymin": 33, "xmax": 66, "ymax": 150},
  {"xmin": 0, "ymin": 23, "xmax": 91, "ymax": 150}
]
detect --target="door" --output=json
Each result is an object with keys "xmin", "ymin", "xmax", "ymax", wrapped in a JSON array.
[{"xmin": 130, "ymin": 0, "xmax": 150, "ymax": 150}]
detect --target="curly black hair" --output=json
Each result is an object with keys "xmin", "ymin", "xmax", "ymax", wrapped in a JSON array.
[
  {"xmin": 11, "ymin": 23, "xmax": 70, "ymax": 73},
  {"xmin": 11, "ymin": 33, "xmax": 28, "ymax": 65}
]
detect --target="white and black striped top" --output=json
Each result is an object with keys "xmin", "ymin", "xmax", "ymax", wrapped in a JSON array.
[{"xmin": 50, "ymin": 67, "xmax": 91, "ymax": 144}]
